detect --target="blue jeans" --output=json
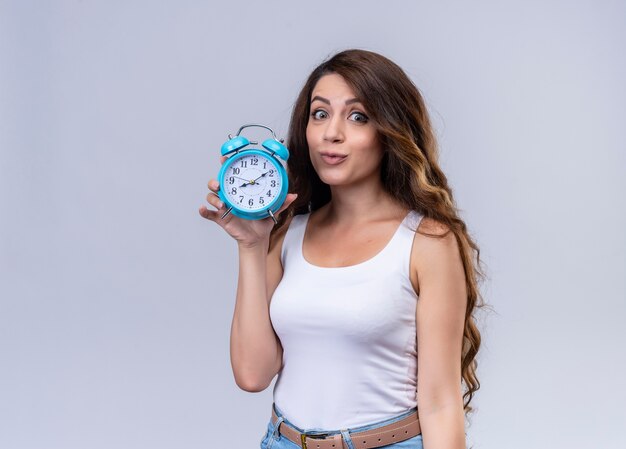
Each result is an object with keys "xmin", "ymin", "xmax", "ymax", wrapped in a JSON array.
[{"xmin": 260, "ymin": 403, "xmax": 423, "ymax": 449}]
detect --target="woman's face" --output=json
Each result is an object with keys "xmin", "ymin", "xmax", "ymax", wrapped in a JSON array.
[{"xmin": 306, "ymin": 73, "xmax": 384, "ymax": 187}]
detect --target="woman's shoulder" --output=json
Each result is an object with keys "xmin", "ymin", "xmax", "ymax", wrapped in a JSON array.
[
  {"xmin": 416, "ymin": 215, "xmax": 452, "ymax": 236},
  {"xmin": 410, "ymin": 215, "xmax": 457, "ymax": 294}
]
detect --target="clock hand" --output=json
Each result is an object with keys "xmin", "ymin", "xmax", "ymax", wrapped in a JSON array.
[
  {"xmin": 232, "ymin": 175, "xmax": 256, "ymax": 188},
  {"xmin": 251, "ymin": 171, "xmax": 270, "ymax": 183},
  {"xmin": 239, "ymin": 178, "xmax": 258, "ymax": 188},
  {"xmin": 239, "ymin": 177, "xmax": 258, "ymax": 188},
  {"xmin": 239, "ymin": 171, "xmax": 270, "ymax": 188}
]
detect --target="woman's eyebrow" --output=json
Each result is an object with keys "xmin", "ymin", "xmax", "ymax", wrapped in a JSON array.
[
  {"xmin": 311, "ymin": 95, "xmax": 362, "ymax": 105},
  {"xmin": 311, "ymin": 96, "xmax": 330, "ymax": 105}
]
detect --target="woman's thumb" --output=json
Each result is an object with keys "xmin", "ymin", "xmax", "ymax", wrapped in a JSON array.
[
  {"xmin": 276, "ymin": 193, "xmax": 298, "ymax": 215},
  {"xmin": 286, "ymin": 193, "xmax": 298, "ymax": 204}
]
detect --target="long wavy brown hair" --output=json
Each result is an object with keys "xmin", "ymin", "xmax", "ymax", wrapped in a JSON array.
[{"xmin": 271, "ymin": 49, "xmax": 487, "ymax": 416}]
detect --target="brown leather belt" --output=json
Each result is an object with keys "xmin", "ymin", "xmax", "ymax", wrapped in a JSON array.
[{"xmin": 271, "ymin": 408, "xmax": 421, "ymax": 449}]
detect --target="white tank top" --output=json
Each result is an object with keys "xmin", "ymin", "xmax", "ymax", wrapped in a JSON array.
[{"xmin": 269, "ymin": 210, "xmax": 424, "ymax": 430}]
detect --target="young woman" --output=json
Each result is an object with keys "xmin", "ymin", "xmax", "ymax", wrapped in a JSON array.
[{"xmin": 199, "ymin": 49, "xmax": 484, "ymax": 449}]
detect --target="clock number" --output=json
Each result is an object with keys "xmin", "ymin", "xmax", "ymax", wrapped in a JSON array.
[
  {"xmin": 266, "ymin": 190, "xmax": 272, "ymax": 197},
  {"xmin": 271, "ymin": 180, "xmax": 277, "ymax": 187},
  {"xmin": 259, "ymin": 197, "xmax": 265, "ymax": 205},
  {"xmin": 231, "ymin": 187, "xmax": 237, "ymax": 194},
  {"xmin": 263, "ymin": 162, "xmax": 267, "ymax": 169},
  {"xmin": 251, "ymin": 158, "xmax": 258, "ymax": 166},
  {"xmin": 269, "ymin": 169, "xmax": 274, "ymax": 177},
  {"xmin": 238, "ymin": 196, "xmax": 244, "ymax": 203},
  {"xmin": 240, "ymin": 160, "xmax": 247, "ymax": 168},
  {"xmin": 248, "ymin": 198, "xmax": 254, "ymax": 206},
  {"xmin": 228, "ymin": 176, "xmax": 234, "ymax": 185},
  {"xmin": 233, "ymin": 167, "xmax": 240, "ymax": 175}
]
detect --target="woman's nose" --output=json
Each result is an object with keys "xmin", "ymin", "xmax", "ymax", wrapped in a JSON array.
[{"xmin": 323, "ymin": 116, "xmax": 344, "ymax": 143}]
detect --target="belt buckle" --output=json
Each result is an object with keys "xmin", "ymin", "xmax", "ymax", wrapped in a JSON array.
[{"xmin": 301, "ymin": 432, "xmax": 329, "ymax": 449}]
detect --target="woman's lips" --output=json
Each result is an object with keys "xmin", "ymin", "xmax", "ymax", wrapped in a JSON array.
[{"xmin": 320, "ymin": 153, "xmax": 348, "ymax": 165}]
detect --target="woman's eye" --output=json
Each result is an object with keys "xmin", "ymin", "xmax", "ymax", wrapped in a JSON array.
[
  {"xmin": 311, "ymin": 110, "xmax": 328, "ymax": 120},
  {"xmin": 349, "ymin": 112, "xmax": 368, "ymax": 123}
]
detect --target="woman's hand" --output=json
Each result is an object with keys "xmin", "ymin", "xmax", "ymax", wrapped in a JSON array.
[{"xmin": 199, "ymin": 157, "xmax": 297, "ymax": 248}]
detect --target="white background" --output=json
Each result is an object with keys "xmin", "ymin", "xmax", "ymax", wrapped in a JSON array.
[{"xmin": 1, "ymin": 1, "xmax": 625, "ymax": 448}]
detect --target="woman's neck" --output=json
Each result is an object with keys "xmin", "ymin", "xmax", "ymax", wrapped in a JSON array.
[{"xmin": 319, "ymin": 179, "xmax": 406, "ymax": 225}]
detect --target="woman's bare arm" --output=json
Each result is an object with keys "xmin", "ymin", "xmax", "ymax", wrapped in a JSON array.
[
  {"xmin": 228, "ymin": 220, "xmax": 291, "ymax": 391},
  {"xmin": 410, "ymin": 218, "xmax": 468, "ymax": 449}
]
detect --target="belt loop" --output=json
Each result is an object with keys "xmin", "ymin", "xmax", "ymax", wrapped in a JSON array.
[
  {"xmin": 267, "ymin": 416, "xmax": 284, "ymax": 449},
  {"xmin": 340, "ymin": 429, "xmax": 356, "ymax": 449}
]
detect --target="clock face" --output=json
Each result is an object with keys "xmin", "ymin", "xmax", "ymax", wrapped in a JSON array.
[{"xmin": 222, "ymin": 153, "xmax": 283, "ymax": 212}]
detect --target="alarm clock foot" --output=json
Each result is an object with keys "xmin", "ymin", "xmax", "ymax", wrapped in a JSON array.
[
  {"xmin": 221, "ymin": 207, "xmax": 233, "ymax": 220},
  {"xmin": 268, "ymin": 209, "xmax": 278, "ymax": 225}
]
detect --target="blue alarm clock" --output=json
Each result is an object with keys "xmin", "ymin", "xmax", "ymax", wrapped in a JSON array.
[{"xmin": 217, "ymin": 124, "xmax": 290, "ymax": 223}]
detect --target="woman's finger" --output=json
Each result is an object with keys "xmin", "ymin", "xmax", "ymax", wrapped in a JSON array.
[
  {"xmin": 206, "ymin": 191, "xmax": 224, "ymax": 210},
  {"xmin": 199, "ymin": 205, "xmax": 219, "ymax": 222},
  {"xmin": 207, "ymin": 179, "xmax": 220, "ymax": 192}
]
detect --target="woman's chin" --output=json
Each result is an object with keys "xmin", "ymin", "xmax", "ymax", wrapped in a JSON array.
[{"xmin": 318, "ymin": 173, "xmax": 350, "ymax": 186}]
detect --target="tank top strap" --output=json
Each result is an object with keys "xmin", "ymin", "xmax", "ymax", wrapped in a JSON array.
[
  {"xmin": 381, "ymin": 210, "xmax": 425, "ymax": 279},
  {"xmin": 280, "ymin": 213, "xmax": 309, "ymax": 267}
]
